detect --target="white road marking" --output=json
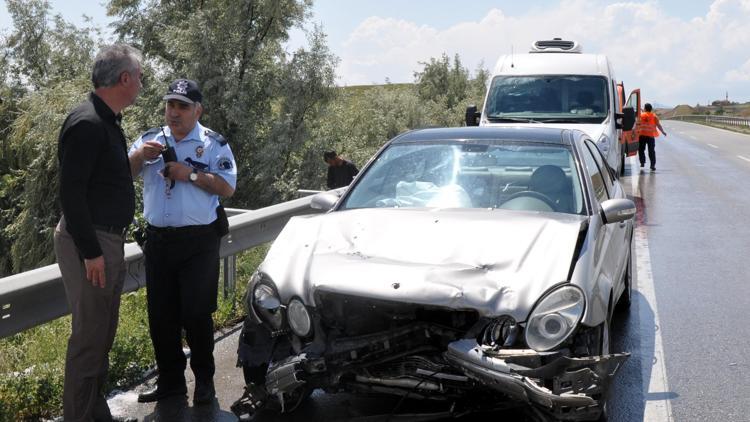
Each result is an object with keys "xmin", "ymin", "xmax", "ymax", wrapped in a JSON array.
[
  {"xmin": 737, "ymin": 155, "xmax": 750, "ymax": 163},
  {"xmin": 707, "ymin": 144, "xmax": 719, "ymax": 149},
  {"xmin": 688, "ymin": 135, "xmax": 698, "ymax": 140},
  {"xmin": 630, "ymin": 165, "xmax": 674, "ymax": 422}
]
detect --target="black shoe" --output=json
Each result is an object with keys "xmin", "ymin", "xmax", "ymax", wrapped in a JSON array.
[
  {"xmin": 640, "ymin": 162, "xmax": 645, "ymax": 168},
  {"xmin": 194, "ymin": 379, "xmax": 216, "ymax": 405},
  {"xmin": 650, "ymin": 166, "xmax": 656, "ymax": 171},
  {"xmin": 137, "ymin": 385, "xmax": 187, "ymax": 403}
]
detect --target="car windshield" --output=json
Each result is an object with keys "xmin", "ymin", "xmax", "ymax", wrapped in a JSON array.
[
  {"xmin": 341, "ymin": 140, "xmax": 584, "ymax": 214},
  {"xmin": 485, "ymin": 75, "xmax": 609, "ymax": 123}
]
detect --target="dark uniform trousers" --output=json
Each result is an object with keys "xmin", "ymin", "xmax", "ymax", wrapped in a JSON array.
[
  {"xmin": 144, "ymin": 224, "xmax": 220, "ymax": 388},
  {"xmin": 638, "ymin": 135, "xmax": 656, "ymax": 167},
  {"xmin": 54, "ymin": 217, "xmax": 125, "ymax": 422}
]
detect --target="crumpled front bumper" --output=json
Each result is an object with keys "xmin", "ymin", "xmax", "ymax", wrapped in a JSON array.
[{"xmin": 445, "ymin": 338, "xmax": 629, "ymax": 419}]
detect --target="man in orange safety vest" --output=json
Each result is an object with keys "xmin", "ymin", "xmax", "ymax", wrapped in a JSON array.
[{"xmin": 639, "ymin": 103, "xmax": 667, "ymax": 171}]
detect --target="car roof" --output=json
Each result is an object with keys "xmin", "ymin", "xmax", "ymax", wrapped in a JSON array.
[{"xmin": 391, "ymin": 126, "xmax": 581, "ymax": 146}]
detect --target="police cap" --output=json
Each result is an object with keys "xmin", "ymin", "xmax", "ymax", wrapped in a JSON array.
[{"xmin": 163, "ymin": 79, "xmax": 203, "ymax": 104}]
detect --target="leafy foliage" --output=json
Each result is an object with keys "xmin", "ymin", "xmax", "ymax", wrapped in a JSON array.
[
  {"xmin": 0, "ymin": 246, "xmax": 266, "ymax": 421},
  {"xmin": 0, "ymin": 0, "xmax": 489, "ymax": 418},
  {"xmin": 107, "ymin": 0, "xmax": 335, "ymax": 207}
]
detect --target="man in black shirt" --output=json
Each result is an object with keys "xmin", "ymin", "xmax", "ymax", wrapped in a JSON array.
[
  {"xmin": 53, "ymin": 44, "xmax": 142, "ymax": 422},
  {"xmin": 324, "ymin": 150, "xmax": 359, "ymax": 189}
]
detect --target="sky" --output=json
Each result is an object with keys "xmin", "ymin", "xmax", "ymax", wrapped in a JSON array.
[{"xmin": 1, "ymin": 0, "xmax": 748, "ymax": 107}]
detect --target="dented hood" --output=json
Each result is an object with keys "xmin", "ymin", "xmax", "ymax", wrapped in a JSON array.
[{"xmin": 260, "ymin": 208, "xmax": 586, "ymax": 321}]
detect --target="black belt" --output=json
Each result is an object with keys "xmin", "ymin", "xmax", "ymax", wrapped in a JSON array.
[
  {"xmin": 93, "ymin": 224, "xmax": 127, "ymax": 236},
  {"xmin": 147, "ymin": 223, "xmax": 215, "ymax": 236}
]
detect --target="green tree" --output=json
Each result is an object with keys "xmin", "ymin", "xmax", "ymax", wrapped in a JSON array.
[
  {"xmin": 107, "ymin": 0, "xmax": 338, "ymax": 208},
  {"xmin": 414, "ymin": 53, "xmax": 489, "ymax": 126},
  {"xmin": 5, "ymin": 0, "xmax": 100, "ymax": 89},
  {"xmin": 415, "ymin": 53, "xmax": 469, "ymax": 110},
  {"xmin": 0, "ymin": 0, "xmax": 105, "ymax": 274}
]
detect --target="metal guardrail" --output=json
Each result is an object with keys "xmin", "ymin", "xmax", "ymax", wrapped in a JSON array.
[
  {"xmin": 0, "ymin": 196, "xmax": 325, "ymax": 339},
  {"xmin": 669, "ymin": 114, "xmax": 750, "ymax": 128}
]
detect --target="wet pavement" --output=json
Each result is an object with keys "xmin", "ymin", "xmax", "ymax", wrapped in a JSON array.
[{"xmin": 108, "ymin": 325, "xmax": 244, "ymax": 421}]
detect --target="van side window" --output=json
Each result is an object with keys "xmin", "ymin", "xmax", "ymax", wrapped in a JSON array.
[{"xmin": 580, "ymin": 142, "xmax": 609, "ymax": 203}]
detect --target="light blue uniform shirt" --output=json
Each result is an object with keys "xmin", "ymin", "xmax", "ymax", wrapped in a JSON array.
[{"xmin": 130, "ymin": 122, "xmax": 237, "ymax": 227}]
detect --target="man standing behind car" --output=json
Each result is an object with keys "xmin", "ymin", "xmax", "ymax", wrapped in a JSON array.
[
  {"xmin": 324, "ymin": 150, "xmax": 359, "ymax": 189},
  {"xmin": 54, "ymin": 44, "xmax": 142, "ymax": 422},
  {"xmin": 128, "ymin": 79, "xmax": 236, "ymax": 406}
]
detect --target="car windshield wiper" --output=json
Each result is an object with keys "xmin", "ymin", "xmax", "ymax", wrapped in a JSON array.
[
  {"xmin": 486, "ymin": 116, "xmax": 541, "ymax": 123},
  {"xmin": 537, "ymin": 118, "xmax": 583, "ymax": 123}
]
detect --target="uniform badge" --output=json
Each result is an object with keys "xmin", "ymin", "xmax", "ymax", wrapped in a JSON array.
[
  {"xmin": 217, "ymin": 157, "xmax": 233, "ymax": 170},
  {"xmin": 174, "ymin": 80, "xmax": 189, "ymax": 95},
  {"xmin": 195, "ymin": 146, "xmax": 204, "ymax": 158}
]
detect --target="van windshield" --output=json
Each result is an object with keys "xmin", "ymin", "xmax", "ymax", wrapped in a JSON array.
[{"xmin": 485, "ymin": 75, "xmax": 609, "ymax": 123}]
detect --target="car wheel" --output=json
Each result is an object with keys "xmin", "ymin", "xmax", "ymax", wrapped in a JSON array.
[
  {"xmin": 242, "ymin": 363, "xmax": 268, "ymax": 386},
  {"xmin": 594, "ymin": 319, "xmax": 611, "ymax": 422},
  {"xmin": 597, "ymin": 402, "xmax": 610, "ymax": 422},
  {"xmin": 616, "ymin": 242, "xmax": 633, "ymax": 312},
  {"xmin": 598, "ymin": 317, "xmax": 611, "ymax": 355}
]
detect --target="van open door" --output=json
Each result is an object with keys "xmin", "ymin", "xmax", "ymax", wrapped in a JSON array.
[{"xmin": 622, "ymin": 88, "xmax": 640, "ymax": 158}]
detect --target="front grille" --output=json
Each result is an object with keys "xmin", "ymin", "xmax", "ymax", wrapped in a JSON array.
[{"xmin": 315, "ymin": 292, "xmax": 479, "ymax": 338}]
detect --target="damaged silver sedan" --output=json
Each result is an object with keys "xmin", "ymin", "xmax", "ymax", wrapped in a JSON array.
[{"xmin": 234, "ymin": 127, "xmax": 635, "ymax": 421}]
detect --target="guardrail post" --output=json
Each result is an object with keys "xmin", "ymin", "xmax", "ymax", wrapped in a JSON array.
[{"xmin": 223, "ymin": 255, "xmax": 236, "ymax": 300}]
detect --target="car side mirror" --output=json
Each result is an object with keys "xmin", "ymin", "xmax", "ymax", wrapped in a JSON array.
[
  {"xmin": 465, "ymin": 105, "xmax": 481, "ymax": 126},
  {"xmin": 310, "ymin": 191, "xmax": 340, "ymax": 211},
  {"xmin": 601, "ymin": 198, "xmax": 636, "ymax": 224},
  {"xmin": 618, "ymin": 107, "xmax": 635, "ymax": 131}
]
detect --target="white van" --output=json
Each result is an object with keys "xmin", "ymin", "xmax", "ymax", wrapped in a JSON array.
[{"xmin": 467, "ymin": 39, "xmax": 636, "ymax": 175}]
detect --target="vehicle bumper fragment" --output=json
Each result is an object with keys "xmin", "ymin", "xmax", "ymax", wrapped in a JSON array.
[{"xmin": 444, "ymin": 338, "xmax": 629, "ymax": 415}]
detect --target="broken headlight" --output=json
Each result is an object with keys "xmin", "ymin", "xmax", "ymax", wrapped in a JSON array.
[
  {"xmin": 525, "ymin": 285, "xmax": 584, "ymax": 352},
  {"xmin": 481, "ymin": 316, "xmax": 519, "ymax": 348},
  {"xmin": 252, "ymin": 282, "xmax": 284, "ymax": 330},
  {"xmin": 287, "ymin": 298, "xmax": 312, "ymax": 337}
]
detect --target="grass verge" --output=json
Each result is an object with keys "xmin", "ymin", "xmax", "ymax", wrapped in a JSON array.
[{"xmin": 0, "ymin": 245, "xmax": 267, "ymax": 421}]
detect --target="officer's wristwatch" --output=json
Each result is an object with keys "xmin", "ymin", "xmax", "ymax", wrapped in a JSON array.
[{"xmin": 189, "ymin": 169, "xmax": 198, "ymax": 183}]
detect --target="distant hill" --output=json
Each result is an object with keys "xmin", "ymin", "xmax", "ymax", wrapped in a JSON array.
[
  {"xmin": 660, "ymin": 102, "xmax": 750, "ymax": 119},
  {"xmin": 652, "ymin": 102, "xmax": 673, "ymax": 109},
  {"xmin": 659, "ymin": 104, "xmax": 694, "ymax": 119}
]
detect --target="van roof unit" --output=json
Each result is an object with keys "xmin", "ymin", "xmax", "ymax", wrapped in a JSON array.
[{"xmin": 530, "ymin": 38, "xmax": 582, "ymax": 53}]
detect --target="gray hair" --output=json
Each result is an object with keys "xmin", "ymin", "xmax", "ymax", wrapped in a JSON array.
[{"xmin": 91, "ymin": 44, "xmax": 143, "ymax": 89}]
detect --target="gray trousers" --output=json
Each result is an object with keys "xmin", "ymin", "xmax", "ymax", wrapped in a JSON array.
[{"xmin": 54, "ymin": 217, "xmax": 126, "ymax": 422}]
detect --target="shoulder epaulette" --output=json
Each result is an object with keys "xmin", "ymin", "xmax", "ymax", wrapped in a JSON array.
[
  {"xmin": 140, "ymin": 127, "xmax": 161, "ymax": 141},
  {"xmin": 204, "ymin": 129, "xmax": 228, "ymax": 146}
]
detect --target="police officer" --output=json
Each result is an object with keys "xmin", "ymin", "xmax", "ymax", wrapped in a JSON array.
[{"xmin": 128, "ymin": 79, "xmax": 236, "ymax": 405}]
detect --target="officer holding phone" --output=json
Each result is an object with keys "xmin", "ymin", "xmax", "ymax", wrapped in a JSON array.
[{"xmin": 128, "ymin": 79, "xmax": 236, "ymax": 406}]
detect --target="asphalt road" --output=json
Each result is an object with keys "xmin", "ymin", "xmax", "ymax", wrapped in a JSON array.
[
  {"xmin": 627, "ymin": 120, "xmax": 750, "ymax": 422},
  {"xmin": 109, "ymin": 120, "xmax": 750, "ymax": 421}
]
